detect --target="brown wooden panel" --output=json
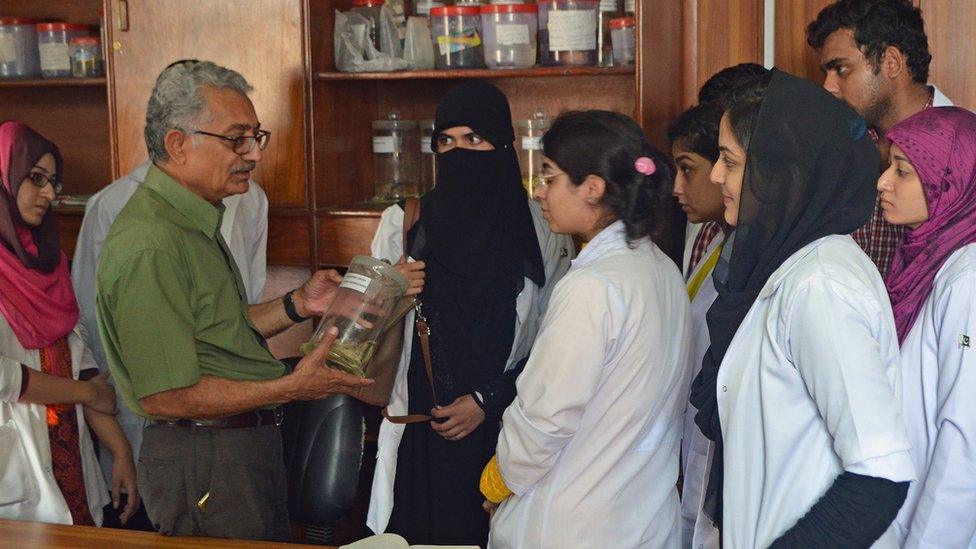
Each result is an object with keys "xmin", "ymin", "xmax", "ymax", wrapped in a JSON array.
[
  {"xmin": 775, "ymin": 0, "xmax": 834, "ymax": 82},
  {"xmin": 1, "ymin": 0, "xmax": 104, "ymax": 25},
  {"xmin": 638, "ymin": 0, "xmax": 683, "ymax": 149},
  {"xmin": 0, "ymin": 86, "xmax": 112, "ymax": 196},
  {"xmin": 105, "ymin": 0, "xmax": 308, "ymax": 207},
  {"xmin": 55, "ymin": 208, "xmax": 84, "ymax": 259},
  {"xmin": 919, "ymin": 0, "xmax": 976, "ymax": 110},
  {"xmin": 685, "ymin": 0, "xmax": 764, "ymax": 106},
  {"xmin": 267, "ymin": 210, "xmax": 312, "ymax": 266},
  {"xmin": 316, "ymin": 212, "xmax": 382, "ymax": 267}
]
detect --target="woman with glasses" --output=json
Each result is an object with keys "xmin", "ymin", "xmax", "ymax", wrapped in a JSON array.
[
  {"xmin": 367, "ymin": 82, "xmax": 573, "ymax": 547},
  {"xmin": 0, "ymin": 120, "xmax": 139, "ymax": 526},
  {"xmin": 878, "ymin": 107, "xmax": 976, "ymax": 547},
  {"xmin": 481, "ymin": 110, "xmax": 692, "ymax": 548}
]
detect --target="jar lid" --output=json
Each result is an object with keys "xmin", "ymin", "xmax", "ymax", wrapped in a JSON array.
[
  {"xmin": 352, "ymin": 0, "xmax": 385, "ymax": 5},
  {"xmin": 481, "ymin": 4, "xmax": 538, "ymax": 14},
  {"xmin": 420, "ymin": 119, "xmax": 435, "ymax": 130},
  {"xmin": 373, "ymin": 119, "xmax": 418, "ymax": 130},
  {"xmin": 35, "ymin": 22, "xmax": 90, "ymax": 32},
  {"xmin": 350, "ymin": 256, "xmax": 410, "ymax": 293},
  {"xmin": 609, "ymin": 17, "xmax": 635, "ymax": 29},
  {"xmin": 0, "ymin": 17, "xmax": 40, "ymax": 25},
  {"xmin": 70, "ymin": 36, "xmax": 101, "ymax": 45},
  {"xmin": 430, "ymin": 6, "xmax": 482, "ymax": 16}
]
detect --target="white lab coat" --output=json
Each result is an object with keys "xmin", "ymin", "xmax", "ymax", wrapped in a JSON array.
[
  {"xmin": 715, "ymin": 235, "xmax": 915, "ymax": 548},
  {"xmin": 366, "ymin": 200, "xmax": 574, "ymax": 534},
  {"xmin": 894, "ymin": 243, "xmax": 976, "ymax": 548},
  {"xmin": 679, "ymin": 223, "xmax": 723, "ymax": 549},
  {"xmin": 70, "ymin": 161, "xmax": 268, "ymax": 482},
  {"xmin": 489, "ymin": 221, "xmax": 692, "ymax": 549},
  {"xmin": 0, "ymin": 317, "xmax": 109, "ymax": 525}
]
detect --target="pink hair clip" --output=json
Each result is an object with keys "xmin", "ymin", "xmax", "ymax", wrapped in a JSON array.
[{"xmin": 634, "ymin": 156, "xmax": 656, "ymax": 176}]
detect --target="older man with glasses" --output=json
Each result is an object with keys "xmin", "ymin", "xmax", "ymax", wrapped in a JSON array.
[{"xmin": 91, "ymin": 60, "xmax": 384, "ymax": 541}]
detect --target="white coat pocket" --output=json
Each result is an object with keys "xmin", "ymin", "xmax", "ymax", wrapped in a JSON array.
[{"xmin": 0, "ymin": 420, "xmax": 40, "ymax": 506}]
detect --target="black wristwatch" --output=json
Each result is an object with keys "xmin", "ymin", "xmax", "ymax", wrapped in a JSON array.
[{"xmin": 283, "ymin": 289, "xmax": 310, "ymax": 323}]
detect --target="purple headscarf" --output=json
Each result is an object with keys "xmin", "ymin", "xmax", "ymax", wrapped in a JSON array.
[{"xmin": 886, "ymin": 107, "xmax": 976, "ymax": 343}]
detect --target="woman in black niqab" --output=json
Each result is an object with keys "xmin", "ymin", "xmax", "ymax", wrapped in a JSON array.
[{"xmin": 387, "ymin": 81, "xmax": 544, "ymax": 547}]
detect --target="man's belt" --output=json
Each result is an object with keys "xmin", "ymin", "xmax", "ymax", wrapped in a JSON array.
[{"xmin": 148, "ymin": 406, "xmax": 284, "ymax": 429}]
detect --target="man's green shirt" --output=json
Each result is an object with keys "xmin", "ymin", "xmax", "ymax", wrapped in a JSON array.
[{"xmin": 95, "ymin": 165, "xmax": 284, "ymax": 418}]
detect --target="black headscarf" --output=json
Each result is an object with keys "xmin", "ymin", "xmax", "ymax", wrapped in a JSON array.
[
  {"xmin": 407, "ymin": 80, "xmax": 544, "ymax": 403},
  {"xmin": 689, "ymin": 70, "xmax": 879, "ymax": 528}
]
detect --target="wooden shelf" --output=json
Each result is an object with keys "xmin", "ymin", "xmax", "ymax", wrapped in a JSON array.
[
  {"xmin": 319, "ymin": 201, "xmax": 392, "ymax": 217},
  {"xmin": 316, "ymin": 66, "xmax": 635, "ymax": 81},
  {"xmin": 0, "ymin": 77, "xmax": 106, "ymax": 88}
]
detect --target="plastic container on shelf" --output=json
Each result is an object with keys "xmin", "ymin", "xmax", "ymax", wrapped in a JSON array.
[
  {"xmin": 69, "ymin": 36, "xmax": 103, "ymax": 78},
  {"xmin": 0, "ymin": 17, "xmax": 41, "ymax": 78},
  {"xmin": 414, "ymin": 0, "xmax": 445, "ymax": 17},
  {"xmin": 419, "ymin": 119, "xmax": 437, "ymax": 194},
  {"xmin": 372, "ymin": 110, "xmax": 421, "ymax": 201},
  {"xmin": 36, "ymin": 22, "xmax": 90, "ymax": 78},
  {"xmin": 351, "ymin": 0, "xmax": 386, "ymax": 52},
  {"xmin": 538, "ymin": 0, "xmax": 598, "ymax": 67},
  {"xmin": 598, "ymin": 0, "xmax": 621, "ymax": 67},
  {"xmin": 301, "ymin": 256, "xmax": 409, "ymax": 377},
  {"xmin": 430, "ymin": 5, "xmax": 485, "ymax": 69},
  {"xmin": 610, "ymin": 17, "xmax": 635, "ymax": 66},
  {"xmin": 481, "ymin": 3, "xmax": 538, "ymax": 69},
  {"xmin": 517, "ymin": 109, "xmax": 550, "ymax": 196}
]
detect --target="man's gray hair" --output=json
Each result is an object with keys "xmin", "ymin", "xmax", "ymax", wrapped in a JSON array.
[{"xmin": 144, "ymin": 60, "xmax": 253, "ymax": 163}]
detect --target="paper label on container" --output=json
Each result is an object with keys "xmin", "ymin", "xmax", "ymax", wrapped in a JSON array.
[
  {"xmin": 496, "ymin": 24, "xmax": 530, "ymax": 46},
  {"xmin": 0, "ymin": 34, "xmax": 15, "ymax": 64},
  {"xmin": 38, "ymin": 42, "xmax": 70, "ymax": 72},
  {"xmin": 340, "ymin": 272, "xmax": 373, "ymax": 294},
  {"xmin": 547, "ymin": 11, "xmax": 597, "ymax": 52},
  {"xmin": 522, "ymin": 136, "xmax": 543, "ymax": 151},
  {"xmin": 626, "ymin": 0, "xmax": 635, "ymax": 12},
  {"xmin": 373, "ymin": 136, "xmax": 399, "ymax": 154},
  {"xmin": 600, "ymin": 0, "xmax": 618, "ymax": 11},
  {"xmin": 421, "ymin": 136, "xmax": 433, "ymax": 152}
]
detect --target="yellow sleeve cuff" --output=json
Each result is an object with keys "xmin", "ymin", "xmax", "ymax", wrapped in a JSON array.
[{"xmin": 480, "ymin": 454, "xmax": 513, "ymax": 504}]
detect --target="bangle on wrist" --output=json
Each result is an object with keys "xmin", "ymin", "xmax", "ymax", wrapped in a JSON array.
[{"xmin": 283, "ymin": 290, "xmax": 310, "ymax": 323}]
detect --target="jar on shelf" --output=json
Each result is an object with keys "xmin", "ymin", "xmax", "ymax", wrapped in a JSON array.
[
  {"xmin": 598, "ymin": 0, "xmax": 621, "ymax": 67},
  {"xmin": 481, "ymin": 3, "xmax": 538, "ymax": 69},
  {"xmin": 301, "ymin": 255, "xmax": 409, "ymax": 378},
  {"xmin": 372, "ymin": 110, "xmax": 421, "ymax": 201},
  {"xmin": 517, "ymin": 109, "xmax": 550, "ymax": 196},
  {"xmin": 610, "ymin": 17, "xmax": 635, "ymax": 66},
  {"xmin": 430, "ymin": 5, "xmax": 485, "ymax": 69},
  {"xmin": 36, "ymin": 22, "xmax": 90, "ymax": 78},
  {"xmin": 538, "ymin": 0, "xmax": 598, "ymax": 67},
  {"xmin": 420, "ymin": 119, "xmax": 437, "ymax": 194},
  {"xmin": 69, "ymin": 36, "xmax": 103, "ymax": 78},
  {"xmin": 0, "ymin": 17, "xmax": 41, "ymax": 78}
]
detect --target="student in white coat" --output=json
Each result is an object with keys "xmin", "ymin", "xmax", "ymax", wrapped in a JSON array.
[
  {"xmin": 366, "ymin": 81, "xmax": 573, "ymax": 547},
  {"xmin": 0, "ymin": 121, "xmax": 136, "ymax": 526},
  {"xmin": 878, "ymin": 107, "xmax": 976, "ymax": 547},
  {"xmin": 481, "ymin": 110, "xmax": 692, "ymax": 548},
  {"xmin": 690, "ymin": 70, "xmax": 916, "ymax": 548}
]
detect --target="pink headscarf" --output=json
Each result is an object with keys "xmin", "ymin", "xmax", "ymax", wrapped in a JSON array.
[
  {"xmin": 0, "ymin": 120, "xmax": 78, "ymax": 349},
  {"xmin": 886, "ymin": 107, "xmax": 976, "ymax": 343}
]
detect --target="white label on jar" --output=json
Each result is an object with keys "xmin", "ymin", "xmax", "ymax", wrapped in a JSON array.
[
  {"xmin": 626, "ymin": 0, "xmax": 635, "ymax": 11},
  {"xmin": 547, "ymin": 10, "xmax": 597, "ymax": 52},
  {"xmin": 522, "ymin": 136, "xmax": 542, "ymax": 151},
  {"xmin": 421, "ymin": 136, "xmax": 433, "ymax": 152},
  {"xmin": 340, "ymin": 272, "xmax": 373, "ymax": 294},
  {"xmin": 496, "ymin": 24, "xmax": 530, "ymax": 46},
  {"xmin": 600, "ymin": 0, "xmax": 618, "ymax": 11},
  {"xmin": 373, "ymin": 136, "xmax": 397, "ymax": 154},
  {"xmin": 38, "ymin": 42, "xmax": 70, "ymax": 72},
  {"xmin": 0, "ymin": 34, "xmax": 15, "ymax": 64}
]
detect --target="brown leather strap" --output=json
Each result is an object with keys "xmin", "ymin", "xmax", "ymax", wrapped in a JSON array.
[{"xmin": 384, "ymin": 198, "xmax": 436, "ymax": 425}]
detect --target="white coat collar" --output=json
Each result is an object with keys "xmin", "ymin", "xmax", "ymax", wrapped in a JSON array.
[
  {"xmin": 930, "ymin": 84, "xmax": 953, "ymax": 108},
  {"xmin": 572, "ymin": 220, "xmax": 628, "ymax": 270}
]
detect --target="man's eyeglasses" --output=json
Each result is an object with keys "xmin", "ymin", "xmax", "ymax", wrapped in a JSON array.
[
  {"xmin": 27, "ymin": 172, "xmax": 63, "ymax": 194},
  {"xmin": 193, "ymin": 129, "xmax": 271, "ymax": 154}
]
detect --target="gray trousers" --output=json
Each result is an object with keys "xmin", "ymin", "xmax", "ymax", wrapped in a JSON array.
[{"xmin": 138, "ymin": 423, "xmax": 290, "ymax": 541}]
